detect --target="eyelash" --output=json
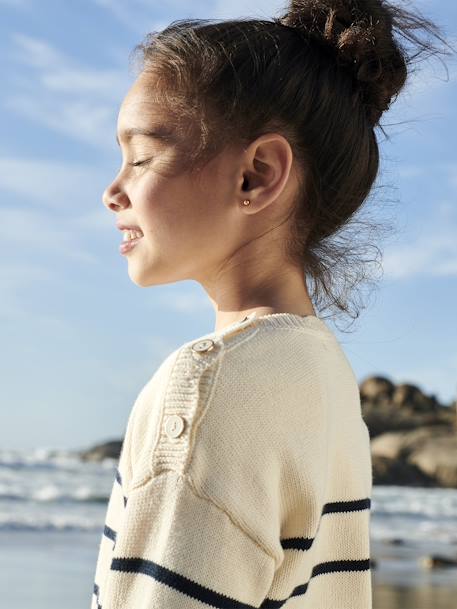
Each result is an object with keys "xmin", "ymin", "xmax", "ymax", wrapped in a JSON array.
[{"xmin": 128, "ymin": 158, "xmax": 151, "ymax": 167}]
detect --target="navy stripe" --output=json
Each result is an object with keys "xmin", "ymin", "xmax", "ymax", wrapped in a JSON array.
[
  {"xmin": 261, "ymin": 559, "xmax": 372, "ymax": 608},
  {"xmin": 102, "ymin": 496, "xmax": 371, "ymax": 607},
  {"xmin": 312, "ymin": 558, "xmax": 371, "ymax": 575},
  {"xmin": 322, "ymin": 497, "xmax": 371, "ymax": 514},
  {"xmin": 110, "ymin": 555, "xmax": 371, "ymax": 608},
  {"xmin": 93, "ymin": 582, "xmax": 102, "ymax": 609},
  {"xmin": 103, "ymin": 524, "xmax": 117, "ymax": 543},
  {"xmin": 281, "ymin": 497, "xmax": 370, "ymax": 550},
  {"xmin": 115, "ymin": 468, "xmax": 128, "ymax": 507},
  {"xmin": 281, "ymin": 536, "xmax": 313, "ymax": 550},
  {"xmin": 111, "ymin": 557, "xmax": 256, "ymax": 609}
]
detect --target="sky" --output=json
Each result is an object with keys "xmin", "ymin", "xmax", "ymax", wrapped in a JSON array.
[{"xmin": 1, "ymin": 0, "xmax": 456, "ymax": 452}]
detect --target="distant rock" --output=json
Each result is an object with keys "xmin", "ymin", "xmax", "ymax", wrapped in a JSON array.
[
  {"xmin": 392, "ymin": 383, "xmax": 441, "ymax": 412},
  {"xmin": 420, "ymin": 554, "xmax": 457, "ymax": 569},
  {"xmin": 407, "ymin": 428, "xmax": 457, "ymax": 487},
  {"xmin": 361, "ymin": 375, "xmax": 457, "ymax": 488},
  {"xmin": 371, "ymin": 454, "xmax": 438, "ymax": 486},
  {"xmin": 360, "ymin": 376, "xmax": 395, "ymax": 402},
  {"xmin": 78, "ymin": 440, "xmax": 123, "ymax": 462},
  {"xmin": 370, "ymin": 425, "xmax": 451, "ymax": 460}
]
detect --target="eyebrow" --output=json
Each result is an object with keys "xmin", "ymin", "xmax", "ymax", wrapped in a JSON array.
[{"xmin": 116, "ymin": 127, "xmax": 173, "ymax": 146}]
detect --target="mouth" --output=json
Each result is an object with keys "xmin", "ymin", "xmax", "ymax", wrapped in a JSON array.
[
  {"xmin": 119, "ymin": 228, "xmax": 144, "ymax": 255},
  {"xmin": 121, "ymin": 228, "xmax": 144, "ymax": 242}
]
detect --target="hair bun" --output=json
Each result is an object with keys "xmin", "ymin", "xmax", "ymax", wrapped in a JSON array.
[{"xmin": 277, "ymin": 0, "xmax": 408, "ymax": 125}]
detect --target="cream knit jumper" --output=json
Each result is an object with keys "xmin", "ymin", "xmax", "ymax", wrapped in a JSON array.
[{"xmin": 90, "ymin": 311, "xmax": 372, "ymax": 609}]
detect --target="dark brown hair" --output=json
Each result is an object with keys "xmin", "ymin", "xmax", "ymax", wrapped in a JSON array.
[{"xmin": 128, "ymin": 0, "xmax": 454, "ymax": 330}]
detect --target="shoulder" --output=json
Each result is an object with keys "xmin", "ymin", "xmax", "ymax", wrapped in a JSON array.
[
  {"xmin": 129, "ymin": 318, "xmax": 260, "ymax": 481},
  {"xmin": 128, "ymin": 316, "xmax": 336, "ymax": 486},
  {"xmin": 123, "ymin": 317, "xmax": 339, "ymax": 563}
]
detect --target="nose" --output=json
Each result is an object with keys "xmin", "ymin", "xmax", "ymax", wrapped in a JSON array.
[{"xmin": 102, "ymin": 182, "xmax": 130, "ymax": 213}]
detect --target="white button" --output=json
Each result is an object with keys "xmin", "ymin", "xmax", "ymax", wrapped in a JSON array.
[
  {"xmin": 165, "ymin": 415, "xmax": 185, "ymax": 439},
  {"xmin": 191, "ymin": 339, "xmax": 215, "ymax": 353}
]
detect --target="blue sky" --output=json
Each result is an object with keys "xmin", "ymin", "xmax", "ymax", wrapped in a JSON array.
[{"xmin": 1, "ymin": 0, "xmax": 456, "ymax": 452}]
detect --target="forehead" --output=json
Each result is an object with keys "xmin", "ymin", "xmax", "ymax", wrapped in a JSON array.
[{"xmin": 116, "ymin": 77, "xmax": 175, "ymax": 146}]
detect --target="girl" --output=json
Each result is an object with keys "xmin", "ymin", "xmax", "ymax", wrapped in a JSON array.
[{"xmin": 93, "ymin": 1, "xmax": 451, "ymax": 607}]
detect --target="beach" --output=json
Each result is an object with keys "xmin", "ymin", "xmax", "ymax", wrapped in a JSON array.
[
  {"xmin": 1, "ymin": 531, "xmax": 456, "ymax": 608},
  {"xmin": 1, "ymin": 448, "xmax": 456, "ymax": 608}
]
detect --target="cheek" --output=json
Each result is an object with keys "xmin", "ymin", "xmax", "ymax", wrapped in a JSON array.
[
  {"xmin": 131, "ymin": 179, "xmax": 192, "ymax": 246},
  {"xmin": 135, "ymin": 175, "xmax": 230, "ymax": 256},
  {"xmin": 133, "ymin": 179, "xmax": 168, "ymax": 228}
]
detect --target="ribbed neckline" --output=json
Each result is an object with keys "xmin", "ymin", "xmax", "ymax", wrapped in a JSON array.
[
  {"xmin": 189, "ymin": 312, "xmax": 336, "ymax": 347},
  {"xmin": 251, "ymin": 312, "xmax": 335, "ymax": 338}
]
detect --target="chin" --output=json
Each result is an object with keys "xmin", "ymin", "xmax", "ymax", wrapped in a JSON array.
[
  {"xmin": 126, "ymin": 264, "xmax": 177, "ymax": 288},
  {"xmin": 125, "ymin": 249, "xmax": 188, "ymax": 286},
  {"xmin": 129, "ymin": 277, "xmax": 150, "ymax": 288},
  {"xmin": 128, "ymin": 270, "xmax": 156, "ymax": 288}
]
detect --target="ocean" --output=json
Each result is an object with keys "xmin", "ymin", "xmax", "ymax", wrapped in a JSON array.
[{"xmin": 1, "ymin": 447, "xmax": 456, "ymax": 609}]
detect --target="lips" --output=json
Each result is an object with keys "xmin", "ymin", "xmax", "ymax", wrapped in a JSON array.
[
  {"xmin": 120, "ymin": 235, "xmax": 142, "ymax": 255},
  {"xmin": 116, "ymin": 222, "xmax": 143, "ymax": 232}
]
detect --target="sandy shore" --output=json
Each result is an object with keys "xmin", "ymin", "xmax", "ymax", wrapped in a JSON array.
[
  {"xmin": 374, "ymin": 582, "xmax": 457, "ymax": 609},
  {"xmin": 371, "ymin": 537, "xmax": 457, "ymax": 609},
  {"xmin": 1, "ymin": 530, "xmax": 456, "ymax": 608}
]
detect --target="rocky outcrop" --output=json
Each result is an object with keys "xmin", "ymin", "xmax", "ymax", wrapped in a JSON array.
[
  {"xmin": 361, "ymin": 376, "xmax": 456, "ymax": 488},
  {"xmin": 360, "ymin": 377, "xmax": 454, "ymax": 438},
  {"xmin": 370, "ymin": 425, "xmax": 457, "ymax": 487},
  {"xmin": 78, "ymin": 439, "xmax": 123, "ymax": 462},
  {"xmin": 370, "ymin": 454, "xmax": 438, "ymax": 486}
]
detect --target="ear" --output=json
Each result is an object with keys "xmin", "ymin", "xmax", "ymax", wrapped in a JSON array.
[{"xmin": 238, "ymin": 133, "xmax": 294, "ymax": 213}]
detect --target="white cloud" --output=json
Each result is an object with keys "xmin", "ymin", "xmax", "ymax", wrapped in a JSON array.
[
  {"xmin": 0, "ymin": 0, "xmax": 28, "ymax": 7},
  {"xmin": 92, "ymin": 0, "xmax": 171, "ymax": 33},
  {"xmin": 10, "ymin": 32, "xmax": 65, "ymax": 70},
  {"xmin": 4, "ymin": 95, "xmax": 117, "ymax": 148},
  {"xmin": 0, "ymin": 261, "xmax": 79, "ymax": 340},
  {"xmin": 0, "ymin": 155, "xmax": 107, "ymax": 209},
  {"xmin": 0, "ymin": 262, "xmax": 56, "ymax": 320},
  {"xmin": 91, "ymin": 0, "xmax": 285, "ymax": 32},
  {"xmin": 381, "ymin": 169, "xmax": 457, "ymax": 279},
  {"xmin": 5, "ymin": 33, "xmax": 132, "ymax": 149},
  {"xmin": 73, "ymin": 207, "xmax": 113, "ymax": 232},
  {"xmin": 1, "ymin": 206, "xmax": 99, "ymax": 264},
  {"xmin": 210, "ymin": 0, "xmax": 284, "ymax": 20},
  {"xmin": 383, "ymin": 229, "xmax": 457, "ymax": 279}
]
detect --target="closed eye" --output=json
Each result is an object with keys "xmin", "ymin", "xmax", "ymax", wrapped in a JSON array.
[{"xmin": 129, "ymin": 158, "xmax": 152, "ymax": 167}]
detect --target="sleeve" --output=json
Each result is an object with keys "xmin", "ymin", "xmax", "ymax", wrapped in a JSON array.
[
  {"xmin": 101, "ymin": 470, "xmax": 276, "ymax": 609},
  {"xmin": 99, "ymin": 335, "xmax": 277, "ymax": 609}
]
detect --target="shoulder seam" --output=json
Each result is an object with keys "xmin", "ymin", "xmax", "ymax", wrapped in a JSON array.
[{"xmin": 182, "ymin": 471, "xmax": 279, "ymax": 567}]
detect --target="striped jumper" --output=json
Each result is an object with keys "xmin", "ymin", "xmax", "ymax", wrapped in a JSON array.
[{"xmin": 91, "ymin": 311, "xmax": 372, "ymax": 608}]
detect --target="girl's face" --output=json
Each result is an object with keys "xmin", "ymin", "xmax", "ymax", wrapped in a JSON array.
[{"xmin": 102, "ymin": 72, "xmax": 248, "ymax": 288}]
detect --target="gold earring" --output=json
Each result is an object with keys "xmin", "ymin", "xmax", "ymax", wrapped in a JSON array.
[{"xmin": 242, "ymin": 199, "xmax": 251, "ymax": 206}]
